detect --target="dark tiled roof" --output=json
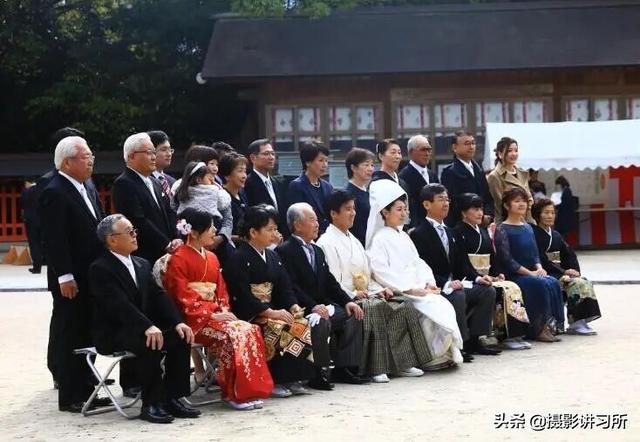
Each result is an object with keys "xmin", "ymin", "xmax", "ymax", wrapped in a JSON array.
[{"xmin": 201, "ymin": 1, "xmax": 640, "ymax": 79}]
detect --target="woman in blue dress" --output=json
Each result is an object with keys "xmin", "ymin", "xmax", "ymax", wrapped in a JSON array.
[
  {"xmin": 494, "ymin": 188, "xmax": 564, "ymax": 342},
  {"xmin": 345, "ymin": 147, "xmax": 376, "ymax": 246}
]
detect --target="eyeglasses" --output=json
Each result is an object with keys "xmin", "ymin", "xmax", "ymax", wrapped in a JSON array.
[
  {"xmin": 157, "ymin": 148, "xmax": 175, "ymax": 154},
  {"xmin": 133, "ymin": 150, "xmax": 156, "ymax": 156},
  {"xmin": 110, "ymin": 228, "xmax": 138, "ymax": 237},
  {"xmin": 70, "ymin": 155, "xmax": 95, "ymax": 161},
  {"xmin": 258, "ymin": 151, "xmax": 276, "ymax": 157}
]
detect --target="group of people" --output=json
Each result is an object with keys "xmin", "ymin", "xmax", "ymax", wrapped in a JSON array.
[{"xmin": 33, "ymin": 126, "xmax": 601, "ymax": 423}]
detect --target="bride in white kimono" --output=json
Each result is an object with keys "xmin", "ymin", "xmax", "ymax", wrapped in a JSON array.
[{"xmin": 366, "ymin": 179, "xmax": 464, "ymax": 367}]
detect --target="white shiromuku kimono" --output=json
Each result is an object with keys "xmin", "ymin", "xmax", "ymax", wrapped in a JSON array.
[
  {"xmin": 317, "ymin": 223, "xmax": 433, "ymax": 374},
  {"xmin": 365, "ymin": 180, "xmax": 464, "ymax": 366}
]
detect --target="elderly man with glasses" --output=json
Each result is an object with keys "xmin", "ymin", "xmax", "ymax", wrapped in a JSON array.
[{"xmin": 89, "ymin": 214, "xmax": 198, "ymax": 423}]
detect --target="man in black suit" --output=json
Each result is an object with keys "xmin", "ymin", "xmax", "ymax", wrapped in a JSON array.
[
  {"xmin": 40, "ymin": 136, "xmax": 107, "ymax": 412},
  {"xmin": 90, "ymin": 214, "xmax": 199, "ymax": 423},
  {"xmin": 409, "ymin": 183, "xmax": 499, "ymax": 362},
  {"xmin": 440, "ymin": 130, "xmax": 494, "ymax": 227},
  {"xmin": 21, "ymin": 181, "xmax": 43, "ymax": 273},
  {"xmin": 399, "ymin": 134, "xmax": 439, "ymax": 227},
  {"xmin": 148, "ymin": 130, "xmax": 176, "ymax": 200},
  {"xmin": 112, "ymin": 132, "xmax": 181, "ymax": 396},
  {"xmin": 276, "ymin": 202, "xmax": 365, "ymax": 389},
  {"xmin": 244, "ymin": 138, "xmax": 289, "ymax": 237}
]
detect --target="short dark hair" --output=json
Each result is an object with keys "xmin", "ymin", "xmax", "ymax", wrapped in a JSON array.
[
  {"xmin": 176, "ymin": 208, "xmax": 214, "ymax": 239},
  {"xmin": 247, "ymin": 138, "xmax": 271, "ymax": 156},
  {"xmin": 147, "ymin": 130, "xmax": 169, "ymax": 148},
  {"xmin": 494, "ymin": 136, "xmax": 518, "ymax": 166},
  {"xmin": 212, "ymin": 141, "xmax": 235, "ymax": 156},
  {"xmin": 531, "ymin": 198, "xmax": 555, "ymax": 223},
  {"xmin": 376, "ymin": 138, "xmax": 399, "ymax": 159},
  {"xmin": 240, "ymin": 204, "xmax": 280, "ymax": 239},
  {"xmin": 326, "ymin": 190, "xmax": 355, "ymax": 220},
  {"xmin": 419, "ymin": 183, "xmax": 447, "ymax": 203},
  {"xmin": 177, "ymin": 161, "xmax": 210, "ymax": 203},
  {"xmin": 501, "ymin": 187, "xmax": 530, "ymax": 219},
  {"xmin": 50, "ymin": 127, "xmax": 84, "ymax": 151},
  {"xmin": 459, "ymin": 193, "xmax": 483, "ymax": 212},
  {"xmin": 299, "ymin": 141, "xmax": 329, "ymax": 171},
  {"xmin": 184, "ymin": 145, "xmax": 218, "ymax": 164},
  {"xmin": 345, "ymin": 147, "xmax": 375, "ymax": 179},
  {"xmin": 452, "ymin": 129, "xmax": 474, "ymax": 146},
  {"xmin": 218, "ymin": 152, "xmax": 248, "ymax": 178},
  {"xmin": 555, "ymin": 175, "xmax": 570, "ymax": 188}
]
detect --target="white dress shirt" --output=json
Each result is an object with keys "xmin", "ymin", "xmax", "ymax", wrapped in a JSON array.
[
  {"xmin": 457, "ymin": 158, "xmax": 475, "ymax": 176},
  {"xmin": 110, "ymin": 251, "xmax": 138, "ymax": 287},
  {"xmin": 409, "ymin": 160, "xmax": 431, "ymax": 184},
  {"xmin": 129, "ymin": 167, "xmax": 159, "ymax": 206}
]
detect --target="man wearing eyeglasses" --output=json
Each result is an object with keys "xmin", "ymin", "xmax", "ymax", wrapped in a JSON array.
[
  {"xmin": 148, "ymin": 130, "xmax": 176, "ymax": 199},
  {"xmin": 40, "ymin": 136, "xmax": 108, "ymax": 413},
  {"xmin": 90, "ymin": 214, "xmax": 198, "ymax": 423},
  {"xmin": 399, "ymin": 134, "xmax": 440, "ymax": 227}
]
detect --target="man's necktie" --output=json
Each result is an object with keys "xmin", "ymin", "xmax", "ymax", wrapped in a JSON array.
[
  {"xmin": 157, "ymin": 174, "xmax": 171, "ymax": 198},
  {"xmin": 79, "ymin": 185, "xmax": 97, "ymax": 219},
  {"xmin": 145, "ymin": 178, "xmax": 160, "ymax": 206},
  {"xmin": 304, "ymin": 243, "xmax": 316, "ymax": 271},
  {"xmin": 264, "ymin": 179, "xmax": 278, "ymax": 209},
  {"xmin": 436, "ymin": 224, "xmax": 450, "ymax": 256}
]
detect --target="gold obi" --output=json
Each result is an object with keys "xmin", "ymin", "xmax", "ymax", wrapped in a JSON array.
[
  {"xmin": 250, "ymin": 282, "xmax": 273, "ymax": 303},
  {"xmin": 468, "ymin": 254, "xmax": 491, "ymax": 276},
  {"xmin": 187, "ymin": 281, "xmax": 217, "ymax": 301},
  {"xmin": 546, "ymin": 251, "xmax": 561, "ymax": 265},
  {"xmin": 352, "ymin": 272, "xmax": 368, "ymax": 292}
]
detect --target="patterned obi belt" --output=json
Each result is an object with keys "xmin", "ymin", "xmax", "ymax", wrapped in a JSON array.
[
  {"xmin": 187, "ymin": 282, "xmax": 218, "ymax": 301},
  {"xmin": 546, "ymin": 251, "xmax": 561, "ymax": 265},
  {"xmin": 468, "ymin": 254, "xmax": 491, "ymax": 276},
  {"xmin": 250, "ymin": 282, "xmax": 273, "ymax": 303}
]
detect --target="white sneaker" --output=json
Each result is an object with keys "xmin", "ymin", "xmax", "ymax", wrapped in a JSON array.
[
  {"xmin": 372, "ymin": 374, "xmax": 390, "ymax": 383},
  {"xmin": 286, "ymin": 381, "xmax": 311, "ymax": 395},
  {"xmin": 515, "ymin": 337, "xmax": 533, "ymax": 349},
  {"xmin": 501, "ymin": 338, "xmax": 527, "ymax": 350},
  {"xmin": 397, "ymin": 367, "xmax": 424, "ymax": 377},
  {"xmin": 224, "ymin": 400, "xmax": 255, "ymax": 410},
  {"xmin": 271, "ymin": 384, "xmax": 293, "ymax": 398},
  {"xmin": 567, "ymin": 324, "xmax": 596, "ymax": 335}
]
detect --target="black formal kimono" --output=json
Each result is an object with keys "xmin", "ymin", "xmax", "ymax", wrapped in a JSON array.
[
  {"xmin": 409, "ymin": 219, "xmax": 495, "ymax": 342},
  {"xmin": 112, "ymin": 167, "xmax": 177, "ymax": 264},
  {"xmin": 223, "ymin": 242, "xmax": 315, "ymax": 384},
  {"xmin": 89, "ymin": 253, "xmax": 191, "ymax": 405},
  {"xmin": 40, "ymin": 173, "xmax": 105, "ymax": 407},
  {"xmin": 276, "ymin": 237, "xmax": 363, "ymax": 370},
  {"xmin": 531, "ymin": 224, "xmax": 601, "ymax": 325},
  {"xmin": 440, "ymin": 157, "xmax": 494, "ymax": 226},
  {"xmin": 454, "ymin": 222, "xmax": 530, "ymax": 339},
  {"xmin": 398, "ymin": 163, "xmax": 439, "ymax": 228}
]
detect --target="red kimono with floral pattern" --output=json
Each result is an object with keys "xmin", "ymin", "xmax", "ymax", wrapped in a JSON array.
[{"xmin": 163, "ymin": 245, "xmax": 273, "ymax": 401}]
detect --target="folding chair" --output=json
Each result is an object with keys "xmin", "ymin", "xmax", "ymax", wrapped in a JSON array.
[
  {"xmin": 183, "ymin": 343, "xmax": 221, "ymax": 407},
  {"xmin": 74, "ymin": 347, "xmax": 141, "ymax": 418}
]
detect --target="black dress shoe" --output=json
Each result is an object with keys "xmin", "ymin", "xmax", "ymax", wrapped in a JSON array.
[
  {"xmin": 140, "ymin": 404, "xmax": 175, "ymax": 424},
  {"xmin": 28, "ymin": 268, "xmax": 41, "ymax": 274},
  {"xmin": 123, "ymin": 386, "xmax": 142, "ymax": 398},
  {"xmin": 59, "ymin": 402, "xmax": 85, "ymax": 413},
  {"xmin": 331, "ymin": 367, "xmax": 369, "ymax": 385},
  {"xmin": 164, "ymin": 398, "xmax": 201, "ymax": 418},
  {"xmin": 461, "ymin": 351, "xmax": 474, "ymax": 363},
  {"xmin": 470, "ymin": 345, "xmax": 502, "ymax": 356},
  {"xmin": 91, "ymin": 397, "xmax": 113, "ymax": 408},
  {"xmin": 308, "ymin": 377, "xmax": 334, "ymax": 390}
]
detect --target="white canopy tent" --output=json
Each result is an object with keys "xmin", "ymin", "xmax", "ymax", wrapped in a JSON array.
[{"xmin": 483, "ymin": 120, "xmax": 640, "ymax": 171}]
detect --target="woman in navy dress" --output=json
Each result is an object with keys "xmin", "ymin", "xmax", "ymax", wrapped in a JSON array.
[
  {"xmin": 345, "ymin": 147, "xmax": 376, "ymax": 246},
  {"xmin": 494, "ymin": 188, "xmax": 564, "ymax": 342}
]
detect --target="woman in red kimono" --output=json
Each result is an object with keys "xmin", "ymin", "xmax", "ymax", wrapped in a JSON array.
[{"xmin": 163, "ymin": 208, "xmax": 274, "ymax": 410}]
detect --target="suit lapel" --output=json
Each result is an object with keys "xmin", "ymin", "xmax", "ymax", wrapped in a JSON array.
[
  {"xmin": 302, "ymin": 175, "xmax": 326, "ymax": 218},
  {"xmin": 106, "ymin": 253, "xmax": 140, "ymax": 300},
  {"xmin": 58, "ymin": 177, "xmax": 99, "ymax": 224},
  {"xmin": 424, "ymin": 220, "xmax": 450, "ymax": 263}
]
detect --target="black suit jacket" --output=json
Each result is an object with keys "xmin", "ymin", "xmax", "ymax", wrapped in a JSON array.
[
  {"xmin": 440, "ymin": 157, "xmax": 494, "ymax": 226},
  {"xmin": 112, "ymin": 167, "xmax": 177, "ymax": 263},
  {"xmin": 398, "ymin": 163, "xmax": 439, "ymax": 227},
  {"xmin": 40, "ymin": 174, "xmax": 105, "ymax": 293},
  {"xmin": 276, "ymin": 237, "xmax": 351, "ymax": 311},
  {"xmin": 89, "ymin": 252, "xmax": 182, "ymax": 354},
  {"xmin": 244, "ymin": 171, "xmax": 289, "ymax": 235},
  {"xmin": 409, "ymin": 219, "xmax": 478, "ymax": 289}
]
